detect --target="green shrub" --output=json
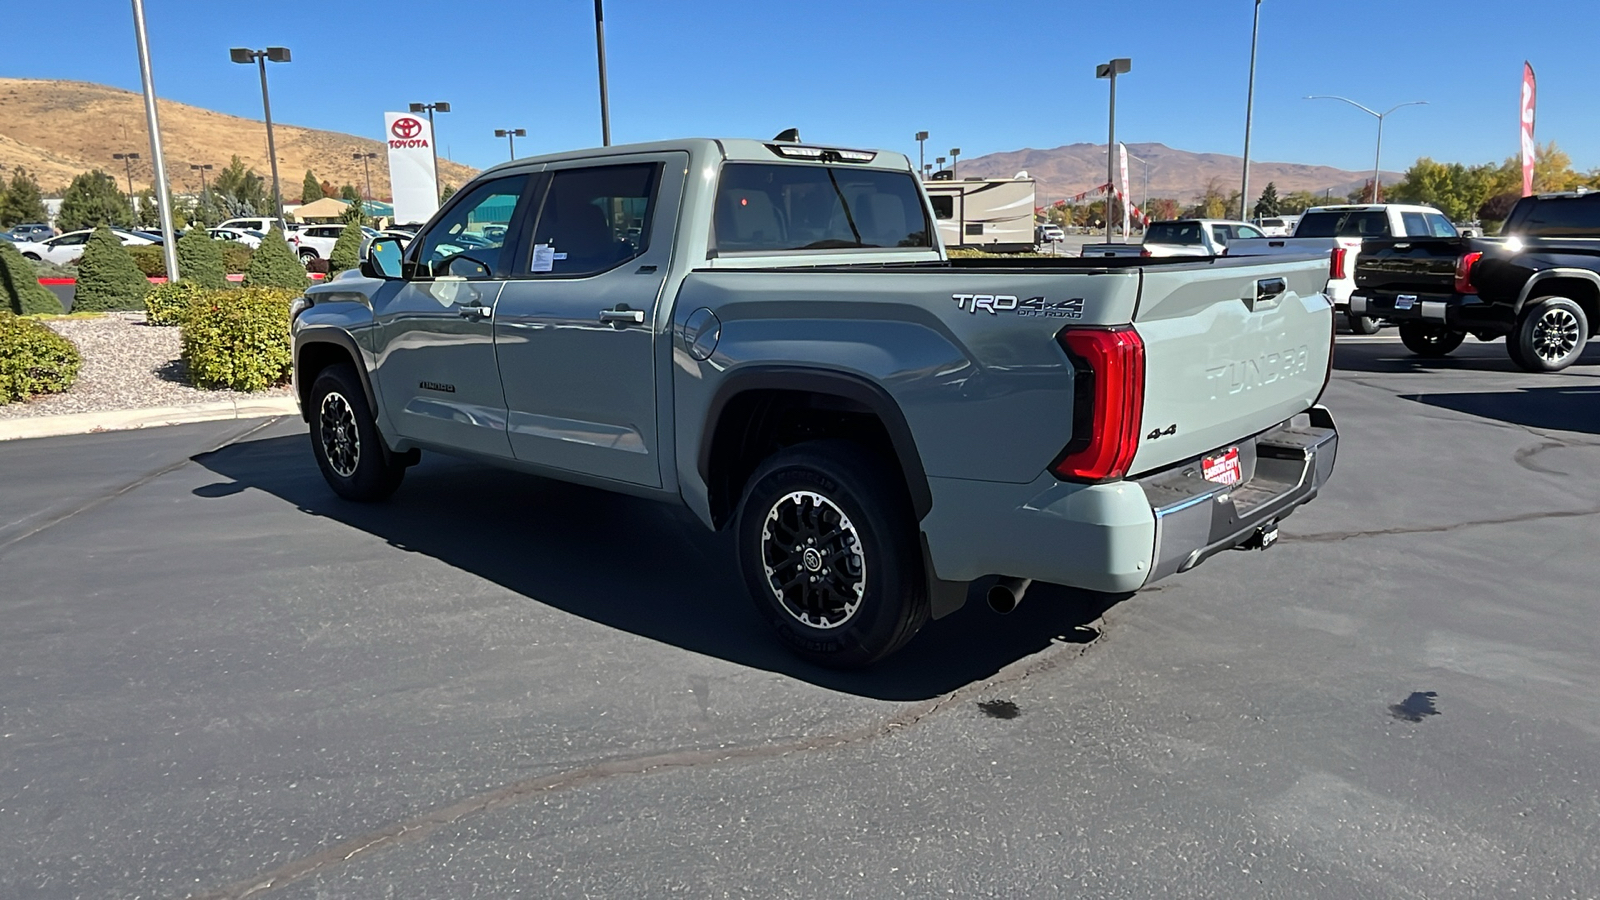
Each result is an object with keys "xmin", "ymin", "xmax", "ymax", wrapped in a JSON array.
[
  {"xmin": 73, "ymin": 225, "xmax": 150, "ymax": 312},
  {"xmin": 328, "ymin": 224, "xmax": 362, "ymax": 273},
  {"xmin": 0, "ymin": 240, "xmax": 63, "ymax": 315},
  {"xmin": 180, "ymin": 286, "xmax": 296, "ymax": 391},
  {"xmin": 0, "ymin": 311, "xmax": 81, "ymax": 403},
  {"xmin": 243, "ymin": 225, "xmax": 308, "ymax": 291},
  {"xmin": 127, "ymin": 244, "xmax": 166, "ymax": 277},
  {"xmin": 144, "ymin": 281, "xmax": 209, "ymax": 327},
  {"xmin": 220, "ymin": 242, "xmax": 253, "ymax": 274},
  {"xmin": 27, "ymin": 257, "xmax": 78, "ymax": 280},
  {"xmin": 177, "ymin": 228, "xmax": 227, "ymax": 289}
]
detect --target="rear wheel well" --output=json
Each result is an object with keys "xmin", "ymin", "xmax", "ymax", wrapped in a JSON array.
[
  {"xmin": 1527, "ymin": 278, "xmax": 1600, "ymax": 336},
  {"xmin": 704, "ymin": 389, "xmax": 919, "ymax": 530}
]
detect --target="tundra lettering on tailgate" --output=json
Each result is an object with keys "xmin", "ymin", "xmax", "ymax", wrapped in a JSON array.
[{"xmin": 1205, "ymin": 345, "xmax": 1310, "ymax": 397}]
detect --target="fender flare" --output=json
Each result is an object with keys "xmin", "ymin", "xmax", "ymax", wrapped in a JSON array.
[
  {"xmin": 1514, "ymin": 268, "xmax": 1600, "ymax": 315},
  {"xmin": 698, "ymin": 366, "xmax": 933, "ymax": 522},
  {"xmin": 293, "ymin": 328, "xmax": 378, "ymax": 419}
]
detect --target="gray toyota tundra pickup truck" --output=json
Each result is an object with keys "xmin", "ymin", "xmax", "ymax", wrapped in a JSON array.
[{"xmin": 290, "ymin": 137, "xmax": 1339, "ymax": 667}]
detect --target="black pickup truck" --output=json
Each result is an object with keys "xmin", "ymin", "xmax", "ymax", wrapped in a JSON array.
[{"xmin": 1351, "ymin": 190, "xmax": 1600, "ymax": 371}]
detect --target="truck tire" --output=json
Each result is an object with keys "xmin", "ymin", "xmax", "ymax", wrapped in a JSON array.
[
  {"xmin": 1510, "ymin": 296, "xmax": 1589, "ymax": 372},
  {"xmin": 1346, "ymin": 313, "xmax": 1381, "ymax": 335},
  {"xmin": 735, "ymin": 440, "xmax": 929, "ymax": 669},
  {"xmin": 308, "ymin": 364, "xmax": 406, "ymax": 502},
  {"xmin": 1398, "ymin": 322, "xmax": 1466, "ymax": 357}
]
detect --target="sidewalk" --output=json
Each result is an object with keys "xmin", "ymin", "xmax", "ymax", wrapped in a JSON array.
[{"xmin": 0, "ymin": 396, "xmax": 300, "ymax": 442}]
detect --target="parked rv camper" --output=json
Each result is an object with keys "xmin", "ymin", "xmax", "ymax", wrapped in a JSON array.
[{"xmin": 923, "ymin": 177, "xmax": 1037, "ymax": 253}]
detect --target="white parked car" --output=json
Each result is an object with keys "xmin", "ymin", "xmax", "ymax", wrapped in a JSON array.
[
  {"xmin": 218, "ymin": 217, "xmax": 295, "ymax": 236},
  {"xmin": 294, "ymin": 224, "xmax": 379, "ymax": 264},
  {"xmin": 1082, "ymin": 219, "xmax": 1267, "ymax": 258},
  {"xmin": 1253, "ymin": 215, "xmax": 1300, "ymax": 237},
  {"xmin": 208, "ymin": 227, "xmax": 263, "ymax": 248},
  {"xmin": 14, "ymin": 228, "xmax": 159, "ymax": 266}
]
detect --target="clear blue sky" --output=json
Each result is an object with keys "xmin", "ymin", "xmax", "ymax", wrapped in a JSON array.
[{"xmin": 5, "ymin": 0, "xmax": 1596, "ymax": 175}]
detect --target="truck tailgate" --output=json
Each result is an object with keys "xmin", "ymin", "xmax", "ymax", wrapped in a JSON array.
[
  {"xmin": 1131, "ymin": 255, "xmax": 1332, "ymax": 474},
  {"xmin": 1352, "ymin": 237, "xmax": 1463, "ymax": 295}
]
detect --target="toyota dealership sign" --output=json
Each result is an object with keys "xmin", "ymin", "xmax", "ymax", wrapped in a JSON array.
[{"xmin": 384, "ymin": 111, "xmax": 439, "ymax": 224}]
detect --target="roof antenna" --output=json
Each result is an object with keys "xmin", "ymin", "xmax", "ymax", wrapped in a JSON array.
[{"xmin": 772, "ymin": 128, "xmax": 801, "ymax": 143}]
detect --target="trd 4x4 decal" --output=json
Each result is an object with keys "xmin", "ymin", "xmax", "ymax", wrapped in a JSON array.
[{"xmin": 952, "ymin": 294, "xmax": 1084, "ymax": 319}]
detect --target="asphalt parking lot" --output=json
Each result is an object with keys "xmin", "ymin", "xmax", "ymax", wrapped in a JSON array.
[{"xmin": 3, "ymin": 333, "xmax": 1599, "ymax": 899}]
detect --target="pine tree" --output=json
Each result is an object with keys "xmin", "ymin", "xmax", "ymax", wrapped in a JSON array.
[
  {"xmin": 0, "ymin": 167, "xmax": 49, "ymax": 229},
  {"xmin": 301, "ymin": 170, "xmax": 324, "ymax": 204},
  {"xmin": 328, "ymin": 222, "xmax": 363, "ymax": 273},
  {"xmin": 339, "ymin": 184, "xmax": 361, "ymax": 203},
  {"xmin": 73, "ymin": 225, "xmax": 150, "ymax": 311},
  {"xmin": 57, "ymin": 171, "xmax": 134, "ymax": 232},
  {"xmin": 1253, "ymin": 182, "xmax": 1281, "ymax": 219},
  {"xmin": 0, "ymin": 240, "xmax": 64, "ymax": 315},
  {"xmin": 176, "ymin": 227, "xmax": 228, "ymax": 289},
  {"xmin": 244, "ymin": 225, "xmax": 309, "ymax": 290}
]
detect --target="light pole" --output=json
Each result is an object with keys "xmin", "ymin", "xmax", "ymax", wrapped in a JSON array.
[
  {"xmin": 407, "ymin": 101, "xmax": 451, "ymax": 202},
  {"xmin": 949, "ymin": 147, "xmax": 961, "ymax": 180},
  {"xmin": 923, "ymin": 164, "xmax": 933, "ymax": 178},
  {"xmin": 1095, "ymin": 58, "xmax": 1132, "ymax": 242},
  {"xmin": 130, "ymin": 0, "xmax": 178, "ymax": 278},
  {"xmin": 112, "ymin": 152, "xmax": 141, "ymax": 209},
  {"xmin": 594, "ymin": 0, "xmax": 611, "ymax": 146},
  {"xmin": 1305, "ymin": 95, "xmax": 1427, "ymax": 202},
  {"xmin": 935, "ymin": 156, "xmax": 946, "ymax": 175},
  {"xmin": 351, "ymin": 152, "xmax": 377, "ymax": 201},
  {"xmin": 1240, "ymin": 0, "xmax": 1262, "ymax": 220},
  {"xmin": 915, "ymin": 131, "xmax": 928, "ymax": 178},
  {"xmin": 230, "ymin": 46, "xmax": 290, "ymax": 222},
  {"xmin": 189, "ymin": 163, "xmax": 213, "ymax": 223},
  {"xmin": 494, "ymin": 128, "xmax": 527, "ymax": 160}
]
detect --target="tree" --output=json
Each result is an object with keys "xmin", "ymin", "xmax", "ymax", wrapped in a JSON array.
[
  {"xmin": 1478, "ymin": 191, "xmax": 1521, "ymax": 226},
  {"xmin": 0, "ymin": 168, "xmax": 49, "ymax": 228},
  {"xmin": 320, "ymin": 180, "xmax": 337, "ymax": 200},
  {"xmin": 339, "ymin": 184, "xmax": 361, "ymax": 204},
  {"xmin": 136, "ymin": 189, "xmax": 161, "ymax": 228},
  {"xmin": 73, "ymin": 225, "xmax": 149, "ymax": 311},
  {"xmin": 328, "ymin": 221, "xmax": 363, "ymax": 273},
  {"xmin": 57, "ymin": 171, "xmax": 133, "ymax": 232},
  {"xmin": 1252, "ymin": 182, "xmax": 1281, "ymax": 218},
  {"xmin": 0, "ymin": 240, "xmax": 63, "ymax": 315},
  {"xmin": 339, "ymin": 199, "xmax": 365, "ymax": 226},
  {"xmin": 243, "ymin": 225, "xmax": 308, "ymax": 290},
  {"xmin": 213, "ymin": 155, "xmax": 267, "ymax": 216},
  {"xmin": 301, "ymin": 170, "xmax": 324, "ymax": 204},
  {"xmin": 176, "ymin": 227, "xmax": 228, "ymax": 289},
  {"xmin": 1146, "ymin": 198, "xmax": 1182, "ymax": 221},
  {"xmin": 440, "ymin": 184, "xmax": 457, "ymax": 202}
]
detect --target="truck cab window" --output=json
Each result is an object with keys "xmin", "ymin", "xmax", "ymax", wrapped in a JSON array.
[
  {"xmin": 411, "ymin": 175, "xmax": 529, "ymax": 279},
  {"xmin": 527, "ymin": 163, "xmax": 658, "ymax": 277},
  {"xmin": 714, "ymin": 163, "xmax": 932, "ymax": 252}
]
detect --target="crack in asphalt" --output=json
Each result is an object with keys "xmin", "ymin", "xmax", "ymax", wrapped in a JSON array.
[
  {"xmin": 0, "ymin": 417, "xmax": 281, "ymax": 559},
  {"xmin": 187, "ymin": 629, "xmax": 1102, "ymax": 899},
  {"xmin": 1286, "ymin": 505, "xmax": 1600, "ymax": 543}
]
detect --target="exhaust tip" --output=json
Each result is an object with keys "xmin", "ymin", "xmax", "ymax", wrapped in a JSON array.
[{"xmin": 987, "ymin": 577, "xmax": 1033, "ymax": 614}]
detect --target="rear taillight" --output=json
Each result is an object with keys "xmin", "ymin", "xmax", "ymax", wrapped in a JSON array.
[
  {"xmin": 1139, "ymin": 248, "xmax": 1152, "ymax": 257},
  {"xmin": 1052, "ymin": 327, "xmax": 1146, "ymax": 483},
  {"xmin": 1454, "ymin": 251, "xmax": 1482, "ymax": 294},
  {"xmin": 1330, "ymin": 247, "xmax": 1348, "ymax": 281}
]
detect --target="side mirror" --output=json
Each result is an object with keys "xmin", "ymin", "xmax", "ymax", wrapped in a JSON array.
[{"xmin": 360, "ymin": 236, "xmax": 404, "ymax": 279}]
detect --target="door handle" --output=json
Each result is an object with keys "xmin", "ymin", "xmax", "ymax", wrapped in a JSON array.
[
  {"xmin": 458, "ymin": 303, "xmax": 493, "ymax": 319},
  {"xmin": 600, "ymin": 306, "xmax": 645, "ymax": 326},
  {"xmin": 1256, "ymin": 277, "xmax": 1287, "ymax": 299}
]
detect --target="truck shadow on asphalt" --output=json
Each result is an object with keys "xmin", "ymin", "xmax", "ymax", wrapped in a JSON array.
[
  {"xmin": 192, "ymin": 432, "xmax": 1125, "ymax": 702},
  {"xmin": 1333, "ymin": 337, "xmax": 1600, "ymax": 374},
  {"xmin": 1403, "ymin": 385, "xmax": 1600, "ymax": 435}
]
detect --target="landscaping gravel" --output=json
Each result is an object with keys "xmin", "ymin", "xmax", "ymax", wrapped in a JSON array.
[{"xmin": 0, "ymin": 313, "xmax": 291, "ymax": 420}]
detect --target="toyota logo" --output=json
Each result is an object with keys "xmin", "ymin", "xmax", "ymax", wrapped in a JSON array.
[{"xmin": 391, "ymin": 117, "xmax": 423, "ymax": 139}]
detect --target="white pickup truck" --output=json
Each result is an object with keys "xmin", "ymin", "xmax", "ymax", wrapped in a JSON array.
[
  {"xmin": 1082, "ymin": 220, "xmax": 1267, "ymax": 259},
  {"xmin": 1229, "ymin": 204, "xmax": 1456, "ymax": 333}
]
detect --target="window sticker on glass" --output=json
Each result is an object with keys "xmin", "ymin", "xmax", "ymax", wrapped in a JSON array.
[{"xmin": 532, "ymin": 244, "xmax": 555, "ymax": 272}]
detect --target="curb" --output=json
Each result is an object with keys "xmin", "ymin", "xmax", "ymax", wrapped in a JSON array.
[{"xmin": 0, "ymin": 397, "xmax": 301, "ymax": 442}]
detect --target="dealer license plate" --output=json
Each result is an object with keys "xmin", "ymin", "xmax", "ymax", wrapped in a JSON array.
[
  {"xmin": 1202, "ymin": 447, "xmax": 1242, "ymax": 485},
  {"xmin": 1395, "ymin": 294, "xmax": 1417, "ymax": 310}
]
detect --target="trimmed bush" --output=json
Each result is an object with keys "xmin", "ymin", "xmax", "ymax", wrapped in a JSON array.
[
  {"xmin": 180, "ymin": 286, "xmax": 296, "ymax": 391},
  {"xmin": 244, "ymin": 225, "xmax": 308, "ymax": 291},
  {"xmin": 0, "ymin": 240, "xmax": 63, "ymax": 315},
  {"xmin": 221, "ymin": 242, "xmax": 253, "ymax": 274},
  {"xmin": 127, "ymin": 244, "xmax": 166, "ymax": 277},
  {"xmin": 328, "ymin": 224, "xmax": 362, "ymax": 273},
  {"xmin": 176, "ymin": 228, "xmax": 228, "ymax": 289},
  {"xmin": 144, "ymin": 281, "xmax": 208, "ymax": 327},
  {"xmin": 0, "ymin": 311, "xmax": 81, "ymax": 403},
  {"xmin": 74, "ymin": 225, "xmax": 150, "ymax": 312}
]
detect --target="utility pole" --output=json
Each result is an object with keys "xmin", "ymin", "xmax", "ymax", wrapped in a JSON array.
[
  {"xmin": 112, "ymin": 152, "xmax": 141, "ymax": 212},
  {"xmin": 1240, "ymin": 0, "xmax": 1262, "ymax": 220},
  {"xmin": 1096, "ymin": 58, "xmax": 1132, "ymax": 242},
  {"xmin": 130, "ymin": 1, "xmax": 177, "ymax": 278}
]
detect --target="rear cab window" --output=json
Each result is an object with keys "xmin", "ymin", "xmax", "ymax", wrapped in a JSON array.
[
  {"xmin": 1505, "ymin": 194, "xmax": 1600, "ymax": 237},
  {"xmin": 713, "ymin": 163, "xmax": 932, "ymax": 254},
  {"xmin": 1296, "ymin": 210, "xmax": 1392, "ymax": 239},
  {"xmin": 1145, "ymin": 222, "xmax": 1203, "ymax": 245}
]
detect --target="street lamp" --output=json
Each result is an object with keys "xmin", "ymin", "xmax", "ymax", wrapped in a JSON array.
[
  {"xmin": 949, "ymin": 147, "xmax": 961, "ymax": 180},
  {"xmin": 352, "ymin": 152, "xmax": 377, "ymax": 201},
  {"xmin": 594, "ymin": 0, "xmax": 611, "ymax": 145},
  {"xmin": 1305, "ymin": 95, "xmax": 1427, "ymax": 202},
  {"xmin": 935, "ymin": 156, "xmax": 946, "ymax": 174},
  {"xmin": 1095, "ymin": 58, "xmax": 1132, "ymax": 242},
  {"xmin": 923, "ymin": 164, "xmax": 933, "ymax": 178},
  {"xmin": 494, "ymin": 128, "xmax": 527, "ymax": 160},
  {"xmin": 112, "ymin": 152, "xmax": 141, "ymax": 209},
  {"xmin": 915, "ymin": 131, "xmax": 928, "ymax": 178},
  {"xmin": 408, "ymin": 101, "xmax": 451, "ymax": 201},
  {"xmin": 230, "ymin": 46, "xmax": 290, "ymax": 222},
  {"xmin": 1240, "ymin": 0, "xmax": 1262, "ymax": 220}
]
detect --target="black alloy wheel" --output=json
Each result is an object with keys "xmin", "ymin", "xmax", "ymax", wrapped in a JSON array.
[
  {"xmin": 1511, "ymin": 296, "xmax": 1589, "ymax": 373},
  {"xmin": 308, "ymin": 364, "xmax": 407, "ymax": 501}
]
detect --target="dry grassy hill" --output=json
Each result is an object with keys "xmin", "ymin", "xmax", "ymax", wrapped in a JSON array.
[
  {"xmin": 0, "ymin": 78, "xmax": 477, "ymax": 198},
  {"xmin": 958, "ymin": 142, "xmax": 1400, "ymax": 204}
]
